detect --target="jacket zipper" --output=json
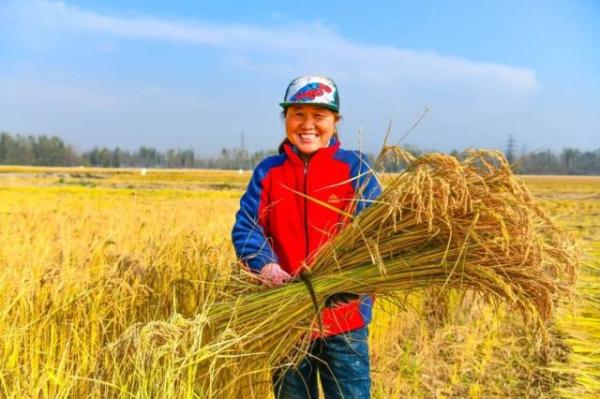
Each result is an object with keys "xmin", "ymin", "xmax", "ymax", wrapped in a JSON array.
[
  {"xmin": 303, "ymin": 158, "xmax": 325, "ymax": 336},
  {"xmin": 303, "ymin": 160, "xmax": 309, "ymax": 260}
]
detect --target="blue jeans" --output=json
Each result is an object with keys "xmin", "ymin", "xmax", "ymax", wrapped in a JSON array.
[{"xmin": 272, "ymin": 327, "xmax": 371, "ymax": 399}]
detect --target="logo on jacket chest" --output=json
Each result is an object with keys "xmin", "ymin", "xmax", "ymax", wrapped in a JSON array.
[{"xmin": 327, "ymin": 194, "xmax": 342, "ymax": 205}]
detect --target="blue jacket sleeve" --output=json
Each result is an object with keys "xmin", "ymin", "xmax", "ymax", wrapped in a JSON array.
[
  {"xmin": 232, "ymin": 160, "xmax": 279, "ymax": 272},
  {"xmin": 349, "ymin": 152, "xmax": 382, "ymax": 215}
]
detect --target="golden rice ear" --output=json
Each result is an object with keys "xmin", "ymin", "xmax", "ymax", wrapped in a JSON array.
[{"xmin": 374, "ymin": 145, "xmax": 417, "ymax": 172}]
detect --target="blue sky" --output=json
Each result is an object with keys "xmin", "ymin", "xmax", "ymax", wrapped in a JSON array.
[{"xmin": 1, "ymin": 0, "xmax": 598, "ymax": 155}]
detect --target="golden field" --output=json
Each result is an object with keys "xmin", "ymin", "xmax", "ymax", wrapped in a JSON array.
[{"xmin": 0, "ymin": 165, "xmax": 598, "ymax": 398}]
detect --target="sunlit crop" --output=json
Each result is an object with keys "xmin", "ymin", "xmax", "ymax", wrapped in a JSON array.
[{"xmin": 0, "ymin": 166, "xmax": 597, "ymax": 398}]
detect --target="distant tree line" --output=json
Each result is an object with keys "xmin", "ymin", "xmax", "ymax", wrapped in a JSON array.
[
  {"xmin": 516, "ymin": 148, "xmax": 600, "ymax": 175},
  {"xmin": 0, "ymin": 132, "xmax": 277, "ymax": 169},
  {"xmin": 0, "ymin": 131, "xmax": 599, "ymax": 175},
  {"xmin": 0, "ymin": 132, "xmax": 80, "ymax": 166},
  {"xmin": 81, "ymin": 146, "xmax": 277, "ymax": 169}
]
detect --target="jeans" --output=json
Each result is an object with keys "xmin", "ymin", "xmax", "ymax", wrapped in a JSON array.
[{"xmin": 272, "ymin": 327, "xmax": 371, "ymax": 399}]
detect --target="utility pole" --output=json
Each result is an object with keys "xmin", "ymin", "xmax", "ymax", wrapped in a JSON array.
[
  {"xmin": 240, "ymin": 130, "xmax": 245, "ymax": 151},
  {"xmin": 505, "ymin": 134, "xmax": 516, "ymax": 164}
]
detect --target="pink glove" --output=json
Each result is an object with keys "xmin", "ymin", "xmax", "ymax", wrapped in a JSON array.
[{"xmin": 259, "ymin": 263, "xmax": 292, "ymax": 287}]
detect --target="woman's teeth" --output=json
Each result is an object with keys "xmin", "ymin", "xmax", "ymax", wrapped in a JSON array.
[{"xmin": 299, "ymin": 133, "xmax": 317, "ymax": 141}]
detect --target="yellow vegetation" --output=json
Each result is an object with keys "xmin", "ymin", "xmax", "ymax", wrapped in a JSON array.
[{"xmin": 0, "ymin": 162, "xmax": 597, "ymax": 398}]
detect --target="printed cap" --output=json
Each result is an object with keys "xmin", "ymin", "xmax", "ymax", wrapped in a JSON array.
[{"xmin": 280, "ymin": 75, "xmax": 340, "ymax": 113}]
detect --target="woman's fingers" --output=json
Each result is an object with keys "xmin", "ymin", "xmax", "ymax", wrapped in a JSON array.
[{"xmin": 260, "ymin": 263, "xmax": 292, "ymax": 287}]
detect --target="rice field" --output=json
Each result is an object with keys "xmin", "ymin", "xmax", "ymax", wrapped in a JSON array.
[{"xmin": 0, "ymin": 165, "xmax": 598, "ymax": 398}]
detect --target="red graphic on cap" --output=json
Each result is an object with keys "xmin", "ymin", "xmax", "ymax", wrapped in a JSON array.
[{"xmin": 290, "ymin": 83, "xmax": 332, "ymax": 102}]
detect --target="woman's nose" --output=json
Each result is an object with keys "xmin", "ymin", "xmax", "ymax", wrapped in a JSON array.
[{"xmin": 300, "ymin": 116, "xmax": 315, "ymax": 128}]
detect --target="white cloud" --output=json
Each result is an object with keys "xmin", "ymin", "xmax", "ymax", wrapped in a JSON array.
[{"xmin": 16, "ymin": 0, "xmax": 537, "ymax": 94}]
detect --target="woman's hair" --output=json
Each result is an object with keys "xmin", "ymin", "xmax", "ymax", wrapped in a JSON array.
[{"xmin": 278, "ymin": 109, "xmax": 342, "ymax": 154}]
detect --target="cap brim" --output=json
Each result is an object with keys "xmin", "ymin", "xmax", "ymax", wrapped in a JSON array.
[{"xmin": 279, "ymin": 102, "xmax": 339, "ymax": 113}]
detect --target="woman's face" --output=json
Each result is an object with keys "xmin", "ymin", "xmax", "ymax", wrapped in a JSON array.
[{"xmin": 285, "ymin": 104, "xmax": 337, "ymax": 157}]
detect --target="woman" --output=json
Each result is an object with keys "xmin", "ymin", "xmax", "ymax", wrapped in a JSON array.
[{"xmin": 232, "ymin": 75, "xmax": 381, "ymax": 398}]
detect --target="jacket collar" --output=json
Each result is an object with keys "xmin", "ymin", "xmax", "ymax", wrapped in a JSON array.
[{"xmin": 283, "ymin": 137, "xmax": 341, "ymax": 165}]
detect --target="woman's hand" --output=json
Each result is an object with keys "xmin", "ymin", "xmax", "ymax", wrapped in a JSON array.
[{"xmin": 259, "ymin": 263, "xmax": 292, "ymax": 287}]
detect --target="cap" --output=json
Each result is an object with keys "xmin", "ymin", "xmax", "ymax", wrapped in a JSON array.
[{"xmin": 280, "ymin": 75, "xmax": 340, "ymax": 113}]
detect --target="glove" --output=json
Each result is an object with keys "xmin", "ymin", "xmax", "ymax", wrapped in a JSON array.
[
  {"xmin": 259, "ymin": 263, "xmax": 292, "ymax": 287},
  {"xmin": 325, "ymin": 292, "xmax": 360, "ymax": 308}
]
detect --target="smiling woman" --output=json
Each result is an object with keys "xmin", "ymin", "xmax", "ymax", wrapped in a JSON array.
[{"xmin": 232, "ymin": 75, "xmax": 381, "ymax": 398}]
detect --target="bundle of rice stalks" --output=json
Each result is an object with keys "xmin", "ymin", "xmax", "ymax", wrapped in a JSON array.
[
  {"xmin": 309, "ymin": 149, "xmax": 578, "ymax": 319},
  {"xmin": 104, "ymin": 149, "xmax": 578, "ymax": 397}
]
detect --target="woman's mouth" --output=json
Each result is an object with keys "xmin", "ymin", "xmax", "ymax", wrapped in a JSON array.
[{"xmin": 298, "ymin": 133, "xmax": 318, "ymax": 143}]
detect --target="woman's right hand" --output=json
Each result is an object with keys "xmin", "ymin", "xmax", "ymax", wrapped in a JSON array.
[{"xmin": 259, "ymin": 263, "xmax": 292, "ymax": 287}]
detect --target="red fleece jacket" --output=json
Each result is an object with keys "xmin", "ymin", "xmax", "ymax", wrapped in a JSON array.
[{"xmin": 232, "ymin": 139, "xmax": 381, "ymax": 336}]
